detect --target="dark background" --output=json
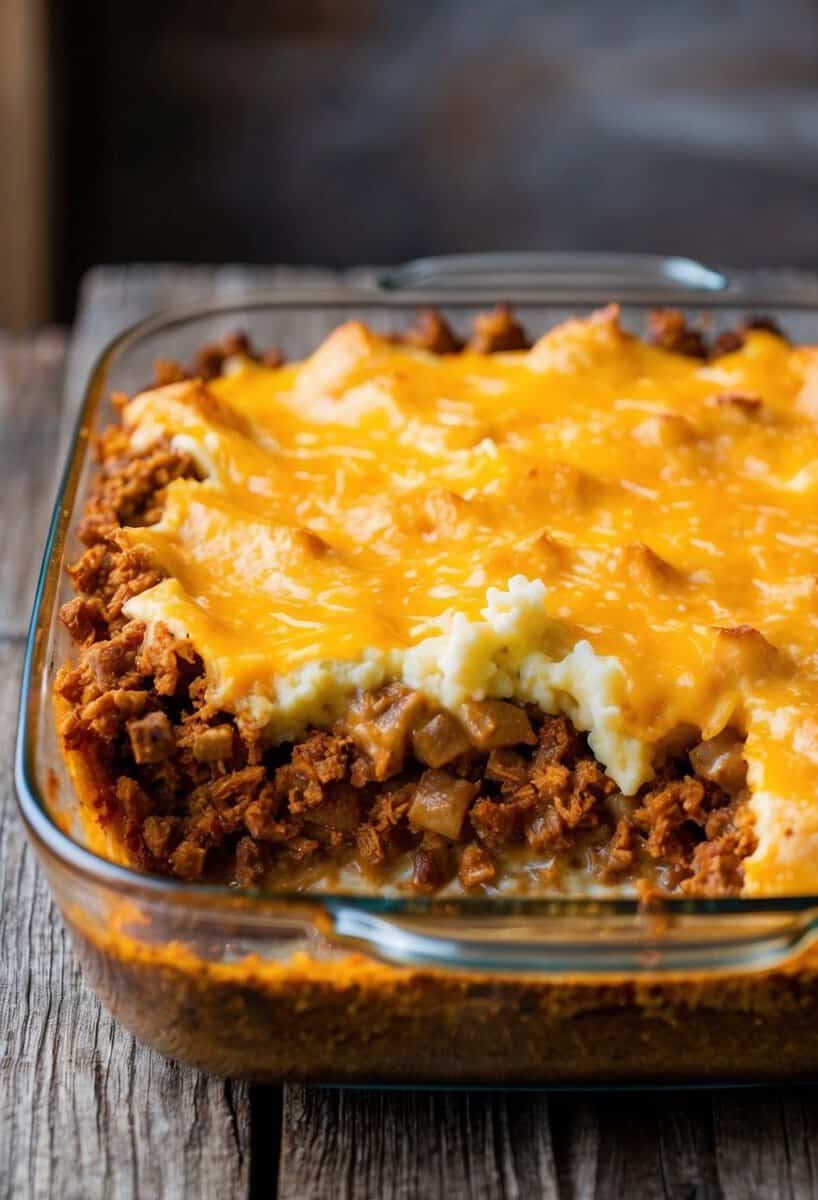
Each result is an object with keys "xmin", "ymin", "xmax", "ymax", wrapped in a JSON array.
[{"xmin": 50, "ymin": 0, "xmax": 818, "ymax": 321}]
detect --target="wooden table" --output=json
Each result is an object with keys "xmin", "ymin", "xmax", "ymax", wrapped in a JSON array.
[{"xmin": 2, "ymin": 266, "xmax": 818, "ymax": 1199}]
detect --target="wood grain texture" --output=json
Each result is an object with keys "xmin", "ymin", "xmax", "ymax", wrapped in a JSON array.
[
  {"xmin": 0, "ymin": 330, "xmax": 67, "ymax": 636},
  {"xmin": 0, "ymin": 330, "xmax": 251, "ymax": 1200},
  {"xmin": 712, "ymin": 1091, "xmax": 818, "ymax": 1199},
  {"xmin": 548, "ymin": 1091, "xmax": 722, "ymax": 1199},
  {"xmin": 278, "ymin": 1085, "xmax": 818, "ymax": 1200},
  {"xmin": 278, "ymin": 1086, "xmax": 559, "ymax": 1200}
]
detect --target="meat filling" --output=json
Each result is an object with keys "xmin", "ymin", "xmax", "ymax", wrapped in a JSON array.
[{"xmin": 55, "ymin": 307, "xmax": 764, "ymax": 896}]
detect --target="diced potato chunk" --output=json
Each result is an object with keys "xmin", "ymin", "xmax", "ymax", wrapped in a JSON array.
[
  {"xmin": 458, "ymin": 699, "xmax": 535, "ymax": 750},
  {"xmin": 689, "ymin": 729, "xmax": 747, "ymax": 794},
  {"xmin": 412, "ymin": 712, "xmax": 471, "ymax": 768},
  {"xmin": 192, "ymin": 725, "xmax": 234, "ymax": 763},
  {"xmin": 408, "ymin": 770, "xmax": 477, "ymax": 840},
  {"xmin": 346, "ymin": 686, "xmax": 428, "ymax": 780}
]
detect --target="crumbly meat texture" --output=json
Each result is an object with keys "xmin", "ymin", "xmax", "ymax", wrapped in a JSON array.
[{"xmin": 55, "ymin": 312, "xmax": 760, "ymax": 895}]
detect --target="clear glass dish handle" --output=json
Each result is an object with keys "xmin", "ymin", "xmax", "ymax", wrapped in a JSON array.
[
  {"xmin": 378, "ymin": 252, "xmax": 729, "ymax": 295},
  {"xmin": 325, "ymin": 900, "xmax": 818, "ymax": 976}
]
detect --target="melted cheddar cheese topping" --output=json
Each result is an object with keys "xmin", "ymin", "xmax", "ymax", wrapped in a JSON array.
[{"xmin": 120, "ymin": 309, "xmax": 818, "ymax": 895}]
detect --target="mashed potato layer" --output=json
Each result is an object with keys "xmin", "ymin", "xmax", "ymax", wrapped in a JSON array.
[
  {"xmin": 125, "ymin": 575, "xmax": 649, "ymax": 794},
  {"xmin": 120, "ymin": 311, "xmax": 818, "ymax": 894}
]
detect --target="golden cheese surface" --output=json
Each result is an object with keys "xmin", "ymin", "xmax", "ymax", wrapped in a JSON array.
[{"xmin": 120, "ymin": 309, "xmax": 818, "ymax": 895}]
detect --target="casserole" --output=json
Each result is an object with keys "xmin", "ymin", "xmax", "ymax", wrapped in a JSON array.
[{"xmin": 16, "ymin": 253, "xmax": 818, "ymax": 1083}]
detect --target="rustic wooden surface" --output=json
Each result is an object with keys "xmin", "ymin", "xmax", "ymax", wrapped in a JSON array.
[
  {"xmin": 0, "ymin": 327, "xmax": 251, "ymax": 1200},
  {"xmin": 3, "ymin": 266, "xmax": 818, "ymax": 1200}
]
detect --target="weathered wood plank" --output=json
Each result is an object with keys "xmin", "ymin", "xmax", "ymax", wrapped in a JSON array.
[
  {"xmin": 0, "ymin": 331, "xmax": 251, "ymax": 1200},
  {"xmin": 0, "ymin": 329, "xmax": 67, "ymax": 636},
  {"xmin": 712, "ymin": 1090, "xmax": 818, "ymax": 1200},
  {"xmin": 278, "ymin": 1086, "xmax": 559, "ymax": 1200},
  {"xmin": 278, "ymin": 1086, "xmax": 735, "ymax": 1200},
  {"xmin": 548, "ymin": 1091, "xmax": 723, "ymax": 1199},
  {"xmin": 276, "ymin": 1084, "xmax": 818, "ymax": 1200}
]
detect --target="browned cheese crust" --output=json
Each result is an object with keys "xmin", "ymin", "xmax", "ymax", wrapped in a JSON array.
[{"xmin": 56, "ymin": 312, "xmax": 768, "ymax": 895}]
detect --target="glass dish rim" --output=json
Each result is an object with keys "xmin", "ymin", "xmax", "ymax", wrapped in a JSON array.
[{"xmin": 15, "ymin": 273, "xmax": 818, "ymax": 920}]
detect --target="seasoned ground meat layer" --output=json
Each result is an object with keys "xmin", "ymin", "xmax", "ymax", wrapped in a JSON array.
[{"xmin": 56, "ymin": 310, "xmax": 764, "ymax": 896}]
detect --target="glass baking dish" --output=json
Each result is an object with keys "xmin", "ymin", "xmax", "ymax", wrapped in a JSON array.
[{"xmin": 15, "ymin": 252, "xmax": 818, "ymax": 1084}]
